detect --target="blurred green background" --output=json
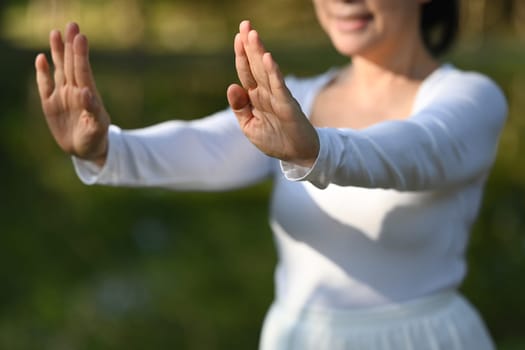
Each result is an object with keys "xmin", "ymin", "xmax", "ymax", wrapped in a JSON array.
[{"xmin": 1, "ymin": 0, "xmax": 524, "ymax": 349}]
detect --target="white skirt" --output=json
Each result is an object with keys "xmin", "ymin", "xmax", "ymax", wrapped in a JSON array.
[{"xmin": 259, "ymin": 290, "xmax": 495, "ymax": 350}]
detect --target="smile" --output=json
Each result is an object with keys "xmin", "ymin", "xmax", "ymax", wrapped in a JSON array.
[{"xmin": 333, "ymin": 13, "xmax": 374, "ymax": 32}]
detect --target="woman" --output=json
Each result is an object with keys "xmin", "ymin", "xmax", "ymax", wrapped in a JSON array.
[{"xmin": 35, "ymin": 0, "xmax": 507, "ymax": 349}]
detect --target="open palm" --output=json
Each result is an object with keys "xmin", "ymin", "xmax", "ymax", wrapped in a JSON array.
[
  {"xmin": 227, "ymin": 21, "xmax": 320, "ymax": 167},
  {"xmin": 35, "ymin": 22, "xmax": 110, "ymax": 165}
]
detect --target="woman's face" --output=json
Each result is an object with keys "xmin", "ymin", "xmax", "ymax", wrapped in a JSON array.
[{"xmin": 313, "ymin": 0, "xmax": 427, "ymax": 58}]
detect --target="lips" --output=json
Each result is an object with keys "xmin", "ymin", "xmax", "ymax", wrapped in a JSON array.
[{"xmin": 333, "ymin": 13, "xmax": 374, "ymax": 32}]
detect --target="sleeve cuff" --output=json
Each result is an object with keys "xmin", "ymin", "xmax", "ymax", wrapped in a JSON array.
[{"xmin": 279, "ymin": 128, "xmax": 331, "ymax": 189}]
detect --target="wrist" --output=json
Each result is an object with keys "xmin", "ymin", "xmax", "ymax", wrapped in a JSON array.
[
  {"xmin": 91, "ymin": 152, "xmax": 107, "ymax": 167},
  {"xmin": 290, "ymin": 127, "xmax": 320, "ymax": 168},
  {"xmin": 83, "ymin": 134, "xmax": 108, "ymax": 167}
]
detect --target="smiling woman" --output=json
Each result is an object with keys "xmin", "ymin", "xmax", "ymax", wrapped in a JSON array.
[{"xmin": 34, "ymin": 0, "xmax": 507, "ymax": 349}]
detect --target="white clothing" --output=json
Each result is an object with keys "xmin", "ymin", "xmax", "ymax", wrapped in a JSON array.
[
  {"xmin": 73, "ymin": 64, "xmax": 507, "ymax": 348},
  {"xmin": 259, "ymin": 290, "xmax": 494, "ymax": 350}
]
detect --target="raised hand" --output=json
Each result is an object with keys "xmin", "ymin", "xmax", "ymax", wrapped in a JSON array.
[
  {"xmin": 227, "ymin": 21, "xmax": 319, "ymax": 167},
  {"xmin": 35, "ymin": 22, "xmax": 110, "ymax": 166}
]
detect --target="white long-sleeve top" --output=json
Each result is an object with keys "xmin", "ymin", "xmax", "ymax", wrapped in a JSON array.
[{"xmin": 74, "ymin": 64, "xmax": 507, "ymax": 309}]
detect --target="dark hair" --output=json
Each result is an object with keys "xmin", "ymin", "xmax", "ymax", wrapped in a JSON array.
[{"xmin": 420, "ymin": 0, "xmax": 460, "ymax": 57}]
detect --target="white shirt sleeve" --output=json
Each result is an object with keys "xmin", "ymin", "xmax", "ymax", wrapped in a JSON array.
[
  {"xmin": 281, "ymin": 70, "xmax": 508, "ymax": 190},
  {"xmin": 73, "ymin": 108, "xmax": 273, "ymax": 191}
]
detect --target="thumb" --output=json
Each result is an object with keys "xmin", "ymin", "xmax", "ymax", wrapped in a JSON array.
[{"xmin": 227, "ymin": 83, "xmax": 253, "ymax": 126}]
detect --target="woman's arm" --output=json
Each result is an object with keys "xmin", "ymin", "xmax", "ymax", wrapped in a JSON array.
[
  {"xmin": 73, "ymin": 110, "xmax": 273, "ymax": 191},
  {"xmin": 37, "ymin": 22, "xmax": 272, "ymax": 191},
  {"xmin": 226, "ymin": 22, "xmax": 507, "ymax": 191},
  {"xmin": 282, "ymin": 72, "xmax": 508, "ymax": 190}
]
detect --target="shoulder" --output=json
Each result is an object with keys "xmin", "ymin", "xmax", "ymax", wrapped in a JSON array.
[
  {"xmin": 441, "ymin": 66, "xmax": 504, "ymax": 99},
  {"xmin": 419, "ymin": 64, "xmax": 507, "ymax": 109},
  {"xmin": 415, "ymin": 64, "xmax": 508, "ymax": 123}
]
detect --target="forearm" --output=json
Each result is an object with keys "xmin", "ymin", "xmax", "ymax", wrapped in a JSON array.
[{"xmin": 73, "ymin": 111, "xmax": 273, "ymax": 191}]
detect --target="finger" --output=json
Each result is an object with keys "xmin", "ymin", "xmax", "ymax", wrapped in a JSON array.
[
  {"xmin": 239, "ymin": 20, "xmax": 252, "ymax": 49},
  {"xmin": 81, "ymin": 87, "xmax": 102, "ymax": 115},
  {"xmin": 70, "ymin": 86, "xmax": 92, "ymax": 112},
  {"xmin": 263, "ymin": 52, "xmax": 291, "ymax": 99},
  {"xmin": 35, "ymin": 53, "xmax": 54, "ymax": 100},
  {"xmin": 64, "ymin": 22, "xmax": 80, "ymax": 85},
  {"xmin": 73, "ymin": 34, "xmax": 96, "ymax": 89},
  {"xmin": 245, "ymin": 29, "xmax": 271, "ymax": 90},
  {"xmin": 234, "ymin": 33, "xmax": 257, "ymax": 89},
  {"xmin": 227, "ymin": 83, "xmax": 253, "ymax": 126},
  {"xmin": 50, "ymin": 30, "xmax": 65, "ymax": 86}
]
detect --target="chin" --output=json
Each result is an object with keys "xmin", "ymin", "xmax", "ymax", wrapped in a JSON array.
[
  {"xmin": 330, "ymin": 38, "xmax": 374, "ymax": 58},
  {"xmin": 326, "ymin": 25, "xmax": 380, "ymax": 58}
]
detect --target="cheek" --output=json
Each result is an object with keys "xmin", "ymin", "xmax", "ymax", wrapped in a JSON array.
[
  {"xmin": 372, "ymin": 1, "xmax": 420, "ymax": 36},
  {"xmin": 370, "ymin": 0, "xmax": 421, "ymax": 20},
  {"xmin": 312, "ymin": 1, "xmax": 329, "ymax": 32}
]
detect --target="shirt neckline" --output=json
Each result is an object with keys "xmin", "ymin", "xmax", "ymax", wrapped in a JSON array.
[{"xmin": 302, "ymin": 63, "xmax": 454, "ymax": 119}]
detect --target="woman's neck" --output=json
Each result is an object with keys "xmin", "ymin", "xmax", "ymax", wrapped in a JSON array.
[{"xmin": 341, "ymin": 36, "xmax": 440, "ymax": 92}]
